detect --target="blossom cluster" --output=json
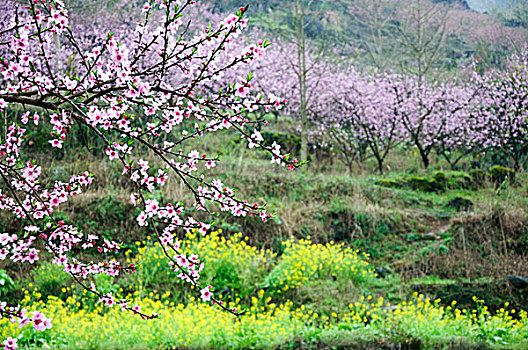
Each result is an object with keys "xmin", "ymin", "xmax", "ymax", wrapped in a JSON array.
[{"xmin": 0, "ymin": 0, "xmax": 296, "ymax": 343}]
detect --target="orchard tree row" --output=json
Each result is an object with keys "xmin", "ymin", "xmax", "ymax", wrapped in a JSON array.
[{"xmin": 240, "ymin": 42, "xmax": 528, "ymax": 172}]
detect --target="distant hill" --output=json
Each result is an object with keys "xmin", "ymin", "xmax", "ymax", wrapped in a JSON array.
[
  {"xmin": 203, "ymin": 0, "xmax": 527, "ymax": 73},
  {"xmin": 435, "ymin": 0, "xmax": 471, "ymax": 9}
]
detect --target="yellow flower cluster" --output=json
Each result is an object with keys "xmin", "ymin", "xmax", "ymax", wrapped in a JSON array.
[
  {"xmin": 1, "ymin": 290, "xmax": 526, "ymax": 349},
  {"xmin": 343, "ymin": 293, "xmax": 528, "ymax": 346},
  {"xmin": 266, "ymin": 237, "xmax": 375, "ymax": 291},
  {"xmin": 0, "ymin": 290, "xmax": 316, "ymax": 349},
  {"xmin": 133, "ymin": 230, "xmax": 274, "ymax": 299}
]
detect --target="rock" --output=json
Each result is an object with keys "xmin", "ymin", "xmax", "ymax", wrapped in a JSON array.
[
  {"xmin": 446, "ymin": 196, "xmax": 474, "ymax": 212},
  {"xmin": 508, "ymin": 276, "xmax": 528, "ymax": 289},
  {"xmin": 383, "ymin": 305, "xmax": 399, "ymax": 312},
  {"xmin": 374, "ymin": 267, "xmax": 389, "ymax": 278},
  {"xmin": 421, "ymin": 232, "xmax": 440, "ymax": 241}
]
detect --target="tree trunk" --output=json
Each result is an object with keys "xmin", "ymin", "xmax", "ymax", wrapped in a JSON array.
[
  {"xmin": 296, "ymin": 0, "xmax": 309, "ymax": 162},
  {"xmin": 418, "ymin": 146, "xmax": 430, "ymax": 168}
]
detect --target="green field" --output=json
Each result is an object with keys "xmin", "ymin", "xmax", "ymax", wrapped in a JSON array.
[{"xmin": 1, "ymin": 128, "xmax": 527, "ymax": 349}]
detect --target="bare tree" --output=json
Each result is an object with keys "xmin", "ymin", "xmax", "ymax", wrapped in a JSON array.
[
  {"xmin": 349, "ymin": 0, "xmax": 400, "ymax": 71},
  {"xmin": 395, "ymin": 0, "xmax": 452, "ymax": 85},
  {"xmin": 294, "ymin": 0, "xmax": 312, "ymax": 162},
  {"xmin": 262, "ymin": 0, "xmax": 330, "ymax": 162}
]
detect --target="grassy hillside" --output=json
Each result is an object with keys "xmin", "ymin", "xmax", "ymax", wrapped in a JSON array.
[{"xmin": 1, "ymin": 129, "xmax": 527, "ymax": 348}]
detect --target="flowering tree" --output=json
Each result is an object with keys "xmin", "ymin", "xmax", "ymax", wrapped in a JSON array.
[
  {"xmin": 425, "ymin": 79, "xmax": 480, "ymax": 170},
  {"xmin": 472, "ymin": 50, "xmax": 528, "ymax": 170},
  {"xmin": 388, "ymin": 74, "xmax": 475, "ymax": 169},
  {"xmin": 311, "ymin": 69, "xmax": 477, "ymax": 172},
  {"xmin": 0, "ymin": 0, "xmax": 296, "ymax": 348},
  {"xmin": 308, "ymin": 68, "xmax": 400, "ymax": 173}
]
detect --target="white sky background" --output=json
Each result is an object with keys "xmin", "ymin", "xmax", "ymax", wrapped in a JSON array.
[{"xmin": 467, "ymin": 0, "xmax": 514, "ymax": 11}]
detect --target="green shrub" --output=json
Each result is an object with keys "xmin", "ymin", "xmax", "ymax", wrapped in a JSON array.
[
  {"xmin": 376, "ymin": 179, "xmax": 402, "ymax": 189},
  {"xmin": 132, "ymin": 230, "xmax": 273, "ymax": 301},
  {"xmin": 445, "ymin": 196, "xmax": 474, "ymax": 212},
  {"xmin": 376, "ymin": 171, "xmax": 480, "ymax": 192},
  {"xmin": 261, "ymin": 131, "xmax": 301, "ymax": 154},
  {"xmin": 433, "ymin": 171, "xmax": 446, "ymax": 184},
  {"xmin": 0, "ymin": 270, "xmax": 14, "ymax": 298},
  {"xmin": 469, "ymin": 169, "xmax": 487, "ymax": 188},
  {"xmin": 31, "ymin": 262, "xmax": 71, "ymax": 298},
  {"xmin": 489, "ymin": 165, "xmax": 516, "ymax": 185},
  {"xmin": 446, "ymin": 172, "xmax": 473, "ymax": 190},
  {"xmin": 406, "ymin": 176, "xmax": 441, "ymax": 192}
]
